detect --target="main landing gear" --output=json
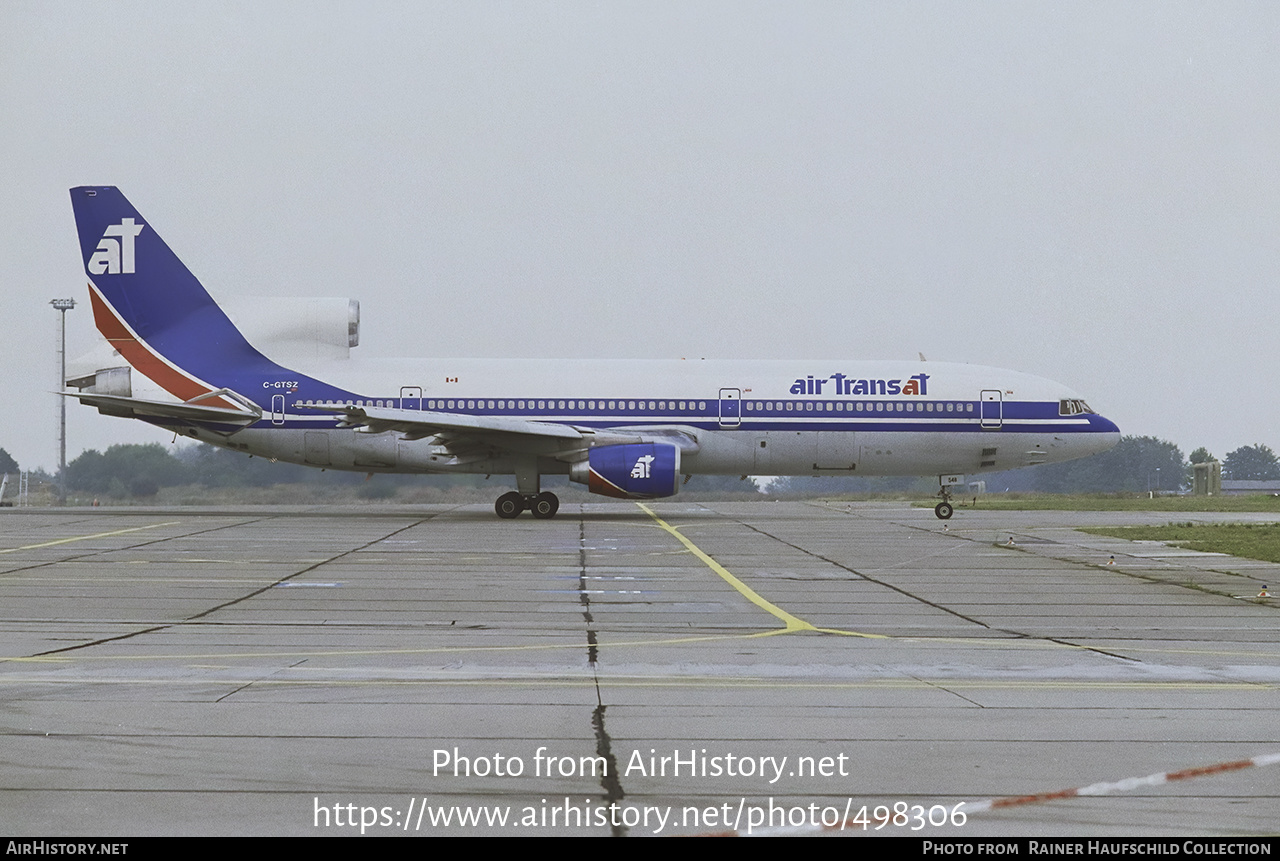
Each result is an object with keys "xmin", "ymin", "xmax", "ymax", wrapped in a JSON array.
[
  {"xmin": 495, "ymin": 491, "xmax": 560, "ymax": 520},
  {"xmin": 495, "ymin": 459, "xmax": 561, "ymax": 519}
]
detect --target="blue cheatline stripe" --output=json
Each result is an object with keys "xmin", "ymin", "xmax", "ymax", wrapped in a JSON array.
[
  {"xmin": 279, "ymin": 395, "xmax": 1105, "ymax": 431},
  {"xmin": 289, "ymin": 396, "xmax": 1075, "ymax": 421},
  {"xmin": 255, "ymin": 421, "xmax": 1100, "ymax": 434},
  {"xmin": 247, "ymin": 414, "xmax": 1101, "ymax": 435}
]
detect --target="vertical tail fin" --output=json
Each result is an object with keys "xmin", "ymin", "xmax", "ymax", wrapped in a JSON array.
[{"xmin": 69, "ymin": 187, "xmax": 298, "ymax": 403}]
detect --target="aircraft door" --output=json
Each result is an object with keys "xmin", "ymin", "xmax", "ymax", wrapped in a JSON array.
[
  {"xmin": 718, "ymin": 388, "xmax": 741, "ymax": 428},
  {"xmin": 980, "ymin": 390, "xmax": 1002, "ymax": 429},
  {"xmin": 271, "ymin": 394, "xmax": 284, "ymax": 425},
  {"xmin": 401, "ymin": 386, "xmax": 422, "ymax": 410}
]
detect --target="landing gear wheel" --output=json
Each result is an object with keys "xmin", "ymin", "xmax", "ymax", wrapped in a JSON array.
[
  {"xmin": 530, "ymin": 492, "xmax": 559, "ymax": 519},
  {"xmin": 935, "ymin": 502, "xmax": 954, "ymax": 520},
  {"xmin": 495, "ymin": 492, "xmax": 525, "ymax": 519}
]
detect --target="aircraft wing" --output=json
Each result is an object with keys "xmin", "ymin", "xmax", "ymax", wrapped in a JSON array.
[
  {"xmin": 309, "ymin": 404, "xmax": 586, "ymax": 441},
  {"xmin": 305, "ymin": 404, "xmax": 700, "ymax": 459}
]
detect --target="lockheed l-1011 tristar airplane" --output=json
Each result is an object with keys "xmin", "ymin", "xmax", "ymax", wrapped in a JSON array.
[{"xmin": 66, "ymin": 187, "xmax": 1120, "ymax": 519}]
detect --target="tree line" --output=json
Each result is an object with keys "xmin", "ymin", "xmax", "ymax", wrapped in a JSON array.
[
  {"xmin": 2, "ymin": 438, "xmax": 1279, "ymax": 500},
  {"xmin": 765, "ymin": 438, "xmax": 1280, "ymax": 496}
]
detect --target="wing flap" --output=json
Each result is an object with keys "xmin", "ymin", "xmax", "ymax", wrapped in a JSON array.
[{"xmin": 304, "ymin": 404, "xmax": 585, "ymax": 441}]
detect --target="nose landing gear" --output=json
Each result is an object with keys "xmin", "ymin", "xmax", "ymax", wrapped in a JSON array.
[{"xmin": 934, "ymin": 475, "xmax": 961, "ymax": 520}]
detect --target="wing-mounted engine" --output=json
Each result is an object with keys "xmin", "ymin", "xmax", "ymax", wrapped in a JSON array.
[{"xmin": 569, "ymin": 443, "xmax": 681, "ymax": 499}]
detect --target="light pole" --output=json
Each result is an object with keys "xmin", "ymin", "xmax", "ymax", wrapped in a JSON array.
[{"xmin": 51, "ymin": 298, "xmax": 76, "ymax": 504}]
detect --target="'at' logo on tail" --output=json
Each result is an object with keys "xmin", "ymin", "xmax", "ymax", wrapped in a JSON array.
[{"xmin": 88, "ymin": 218, "xmax": 145, "ymax": 275}]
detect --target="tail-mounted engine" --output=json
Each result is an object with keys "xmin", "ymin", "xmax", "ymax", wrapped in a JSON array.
[{"xmin": 570, "ymin": 443, "xmax": 681, "ymax": 499}]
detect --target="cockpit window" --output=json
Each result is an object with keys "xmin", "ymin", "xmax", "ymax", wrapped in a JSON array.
[{"xmin": 1059, "ymin": 399, "xmax": 1095, "ymax": 416}]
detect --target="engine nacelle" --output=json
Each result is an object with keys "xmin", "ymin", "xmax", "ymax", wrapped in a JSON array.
[
  {"xmin": 570, "ymin": 443, "xmax": 681, "ymax": 499},
  {"xmin": 224, "ymin": 297, "xmax": 360, "ymax": 361}
]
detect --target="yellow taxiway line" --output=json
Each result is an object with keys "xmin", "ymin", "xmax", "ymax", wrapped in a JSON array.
[
  {"xmin": 636, "ymin": 502, "xmax": 885, "ymax": 637},
  {"xmin": 0, "ymin": 521, "xmax": 179, "ymax": 554}
]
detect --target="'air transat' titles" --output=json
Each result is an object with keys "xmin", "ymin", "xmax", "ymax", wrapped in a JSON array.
[{"xmin": 790, "ymin": 373, "xmax": 930, "ymax": 397}]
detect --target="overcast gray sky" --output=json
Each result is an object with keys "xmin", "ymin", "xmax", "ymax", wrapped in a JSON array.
[{"xmin": 3, "ymin": 1, "xmax": 1278, "ymax": 472}]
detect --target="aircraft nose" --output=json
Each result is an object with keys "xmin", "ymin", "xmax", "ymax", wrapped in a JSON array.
[
  {"xmin": 1091, "ymin": 413, "xmax": 1120, "ymax": 435},
  {"xmin": 1084, "ymin": 413, "xmax": 1121, "ymax": 455}
]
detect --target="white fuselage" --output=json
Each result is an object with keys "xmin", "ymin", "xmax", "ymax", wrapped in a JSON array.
[{"xmin": 159, "ymin": 356, "xmax": 1118, "ymax": 480}]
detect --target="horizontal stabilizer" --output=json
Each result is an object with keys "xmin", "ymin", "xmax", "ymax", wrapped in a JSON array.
[{"xmin": 66, "ymin": 391, "xmax": 262, "ymax": 426}]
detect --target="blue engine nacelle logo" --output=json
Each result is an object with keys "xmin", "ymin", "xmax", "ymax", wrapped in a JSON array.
[{"xmin": 572, "ymin": 443, "xmax": 681, "ymax": 499}]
